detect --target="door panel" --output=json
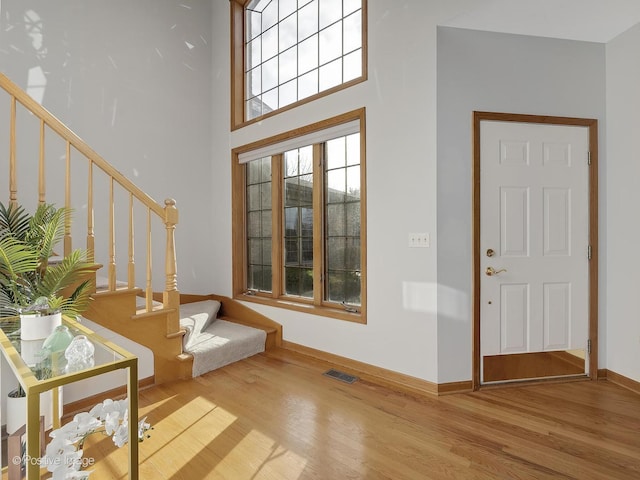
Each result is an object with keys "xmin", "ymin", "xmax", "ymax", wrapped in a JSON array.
[
  {"xmin": 480, "ymin": 120, "xmax": 590, "ymax": 383},
  {"xmin": 543, "ymin": 282, "xmax": 570, "ymax": 349},
  {"xmin": 544, "ymin": 188, "xmax": 570, "ymax": 256},
  {"xmin": 500, "ymin": 283, "xmax": 528, "ymax": 353},
  {"xmin": 501, "ymin": 187, "xmax": 529, "ymax": 257}
]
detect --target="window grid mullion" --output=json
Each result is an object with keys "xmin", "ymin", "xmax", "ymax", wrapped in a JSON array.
[
  {"xmin": 312, "ymin": 143, "xmax": 324, "ymax": 306},
  {"xmin": 271, "ymin": 154, "xmax": 283, "ymax": 298}
]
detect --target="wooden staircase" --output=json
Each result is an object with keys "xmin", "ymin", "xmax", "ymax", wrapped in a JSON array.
[{"xmin": 0, "ymin": 73, "xmax": 280, "ymax": 386}]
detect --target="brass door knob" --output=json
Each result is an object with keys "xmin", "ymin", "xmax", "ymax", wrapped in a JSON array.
[{"xmin": 486, "ymin": 266, "xmax": 507, "ymax": 276}]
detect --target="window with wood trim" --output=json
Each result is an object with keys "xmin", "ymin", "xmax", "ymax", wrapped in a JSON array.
[
  {"xmin": 231, "ymin": 0, "xmax": 367, "ymax": 128},
  {"xmin": 233, "ymin": 109, "xmax": 366, "ymax": 322}
]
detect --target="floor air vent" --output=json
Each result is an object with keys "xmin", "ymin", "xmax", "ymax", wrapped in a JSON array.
[{"xmin": 323, "ymin": 369, "xmax": 359, "ymax": 384}]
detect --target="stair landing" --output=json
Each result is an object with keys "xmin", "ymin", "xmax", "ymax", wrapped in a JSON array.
[{"xmin": 180, "ymin": 300, "xmax": 266, "ymax": 377}]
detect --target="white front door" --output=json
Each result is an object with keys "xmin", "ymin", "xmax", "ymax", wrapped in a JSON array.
[{"xmin": 479, "ymin": 120, "xmax": 590, "ymax": 382}]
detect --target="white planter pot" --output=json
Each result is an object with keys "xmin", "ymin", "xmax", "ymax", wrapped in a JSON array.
[
  {"xmin": 6, "ymin": 389, "xmax": 56, "ymax": 435},
  {"xmin": 6, "ymin": 392, "xmax": 26, "ymax": 435},
  {"xmin": 20, "ymin": 312, "xmax": 62, "ymax": 341}
]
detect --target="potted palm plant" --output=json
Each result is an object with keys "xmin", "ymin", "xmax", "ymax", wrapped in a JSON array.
[
  {"xmin": 0, "ymin": 202, "xmax": 97, "ymax": 443},
  {"xmin": 0, "ymin": 201, "xmax": 97, "ymax": 340}
]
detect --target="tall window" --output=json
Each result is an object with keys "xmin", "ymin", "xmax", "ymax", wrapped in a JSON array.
[
  {"xmin": 233, "ymin": 109, "xmax": 366, "ymax": 322},
  {"xmin": 231, "ymin": 0, "xmax": 367, "ymax": 127}
]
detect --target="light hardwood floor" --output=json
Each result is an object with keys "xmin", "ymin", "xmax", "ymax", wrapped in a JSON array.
[{"xmin": 61, "ymin": 350, "xmax": 640, "ymax": 479}]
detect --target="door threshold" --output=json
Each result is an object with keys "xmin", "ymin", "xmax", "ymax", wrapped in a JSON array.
[{"xmin": 479, "ymin": 374, "xmax": 590, "ymax": 390}]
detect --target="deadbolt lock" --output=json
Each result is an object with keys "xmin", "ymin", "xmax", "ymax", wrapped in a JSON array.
[{"xmin": 486, "ymin": 248, "xmax": 495, "ymax": 257}]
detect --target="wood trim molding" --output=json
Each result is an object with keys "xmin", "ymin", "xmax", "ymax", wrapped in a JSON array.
[
  {"xmin": 283, "ymin": 341, "xmax": 438, "ymax": 396},
  {"xmin": 472, "ymin": 111, "xmax": 599, "ymax": 390},
  {"xmin": 230, "ymin": 0, "xmax": 245, "ymax": 129},
  {"xmin": 600, "ymin": 369, "xmax": 640, "ymax": 396},
  {"xmin": 232, "ymin": 108, "xmax": 366, "ymax": 158},
  {"xmin": 437, "ymin": 380, "xmax": 473, "ymax": 395},
  {"xmin": 282, "ymin": 341, "xmax": 450, "ymax": 396}
]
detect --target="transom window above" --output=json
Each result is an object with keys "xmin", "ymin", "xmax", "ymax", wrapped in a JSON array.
[{"xmin": 235, "ymin": 0, "xmax": 366, "ymax": 125}]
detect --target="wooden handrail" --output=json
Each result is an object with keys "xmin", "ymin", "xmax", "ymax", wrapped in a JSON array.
[
  {"xmin": 1, "ymin": 72, "xmax": 179, "ymax": 316},
  {"xmin": 0, "ymin": 72, "xmax": 164, "ymax": 218}
]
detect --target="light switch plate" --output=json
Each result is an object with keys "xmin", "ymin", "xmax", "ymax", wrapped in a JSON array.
[{"xmin": 408, "ymin": 233, "xmax": 429, "ymax": 248}]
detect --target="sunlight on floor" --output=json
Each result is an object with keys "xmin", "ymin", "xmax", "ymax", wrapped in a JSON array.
[
  {"xmin": 83, "ymin": 392, "xmax": 308, "ymax": 479},
  {"xmin": 218, "ymin": 430, "xmax": 307, "ymax": 479}
]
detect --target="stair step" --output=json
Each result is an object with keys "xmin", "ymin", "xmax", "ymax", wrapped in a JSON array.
[
  {"xmin": 220, "ymin": 316, "xmax": 278, "ymax": 349},
  {"xmin": 179, "ymin": 300, "xmax": 266, "ymax": 377},
  {"xmin": 186, "ymin": 319, "xmax": 266, "ymax": 377}
]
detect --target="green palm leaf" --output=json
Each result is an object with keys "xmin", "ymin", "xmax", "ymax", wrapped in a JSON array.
[
  {"xmin": 0, "ymin": 202, "xmax": 31, "ymax": 241},
  {"xmin": 0, "ymin": 236, "xmax": 39, "ymax": 278},
  {"xmin": 56, "ymin": 279, "xmax": 93, "ymax": 318},
  {"xmin": 27, "ymin": 204, "xmax": 66, "ymax": 263},
  {"xmin": 38, "ymin": 250, "xmax": 95, "ymax": 298},
  {"xmin": 0, "ymin": 236, "xmax": 39, "ymax": 310},
  {"xmin": 1, "ymin": 203, "xmax": 97, "ymax": 318}
]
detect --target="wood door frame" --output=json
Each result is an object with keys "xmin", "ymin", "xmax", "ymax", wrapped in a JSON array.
[{"xmin": 472, "ymin": 111, "xmax": 599, "ymax": 391}]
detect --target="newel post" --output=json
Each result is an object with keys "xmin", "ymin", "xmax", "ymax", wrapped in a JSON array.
[{"xmin": 163, "ymin": 198, "xmax": 180, "ymax": 314}]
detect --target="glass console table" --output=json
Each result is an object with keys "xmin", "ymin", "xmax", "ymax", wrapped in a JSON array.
[{"xmin": 0, "ymin": 316, "xmax": 139, "ymax": 479}]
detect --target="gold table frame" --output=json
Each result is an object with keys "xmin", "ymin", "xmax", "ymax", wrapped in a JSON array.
[{"xmin": 0, "ymin": 316, "xmax": 139, "ymax": 479}]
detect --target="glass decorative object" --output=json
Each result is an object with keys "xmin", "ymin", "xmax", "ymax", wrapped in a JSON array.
[
  {"xmin": 64, "ymin": 335, "xmax": 95, "ymax": 373},
  {"xmin": 40, "ymin": 325, "xmax": 75, "ymax": 375}
]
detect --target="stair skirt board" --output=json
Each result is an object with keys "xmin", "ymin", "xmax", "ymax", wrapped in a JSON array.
[{"xmin": 180, "ymin": 300, "xmax": 267, "ymax": 377}]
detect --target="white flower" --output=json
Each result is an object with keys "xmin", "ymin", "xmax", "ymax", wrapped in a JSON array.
[
  {"xmin": 73, "ymin": 412, "xmax": 101, "ymax": 435},
  {"xmin": 88, "ymin": 402, "xmax": 103, "ymax": 419},
  {"xmin": 44, "ymin": 437, "xmax": 77, "ymax": 473},
  {"xmin": 138, "ymin": 416, "xmax": 151, "ymax": 441},
  {"xmin": 90, "ymin": 398, "xmax": 128, "ymax": 421},
  {"xmin": 64, "ymin": 472, "xmax": 92, "ymax": 480},
  {"xmin": 46, "ymin": 397, "xmax": 151, "ymax": 479},
  {"xmin": 51, "ymin": 461, "xmax": 91, "ymax": 480},
  {"xmin": 104, "ymin": 410, "xmax": 121, "ymax": 436},
  {"xmin": 113, "ymin": 416, "xmax": 129, "ymax": 448},
  {"xmin": 45, "ymin": 449, "xmax": 82, "ymax": 479},
  {"xmin": 50, "ymin": 419, "xmax": 79, "ymax": 440},
  {"xmin": 45, "ymin": 436, "xmax": 75, "ymax": 457}
]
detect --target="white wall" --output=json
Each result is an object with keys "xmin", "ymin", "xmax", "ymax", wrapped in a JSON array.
[
  {"xmin": 0, "ymin": 0, "xmax": 214, "ymax": 294},
  {"xmin": 605, "ymin": 24, "xmax": 640, "ymax": 383},
  {"xmin": 212, "ymin": 1, "xmax": 474, "ymax": 383},
  {"xmin": 217, "ymin": 0, "xmax": 443, "ymax": 379},
  {"xmin": 436, "ymin": 27, "xmax": 607, "ymax": 382}
]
